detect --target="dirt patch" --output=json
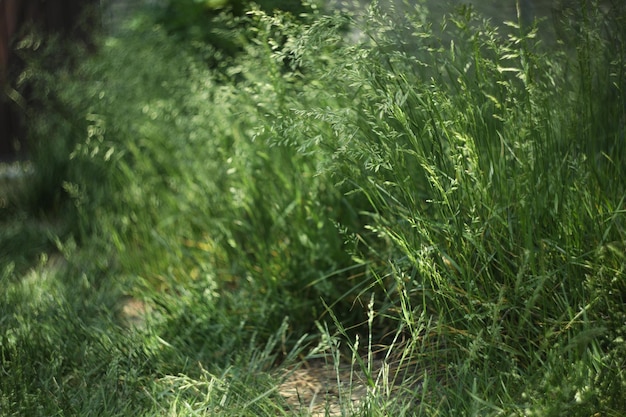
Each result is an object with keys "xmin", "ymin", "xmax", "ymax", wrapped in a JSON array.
[
  {"xmin": 117, "ymin": 296, "xmax": 150, "ymax": 329},
  {"xmin": 277, "ymin": 357, "xmax": 410, "ymax": 416}
]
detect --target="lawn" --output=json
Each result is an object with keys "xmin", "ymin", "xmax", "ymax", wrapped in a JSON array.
[{"xmin": 1, "ymin": 1, "xmax": 625, "ymax": 415}]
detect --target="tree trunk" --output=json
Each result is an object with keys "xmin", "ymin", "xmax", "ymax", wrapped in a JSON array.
[{"xmin": 0, "ymin": 0, "xmax": 100, "ymax": 159}]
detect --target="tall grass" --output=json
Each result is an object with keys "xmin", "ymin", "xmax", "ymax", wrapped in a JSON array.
[
  {"xmin": 2, "ymin": 0, "xmax": 625, "ymax": 415},
  {"xmin": 257, "ymin": 1, "xmax": 626, "ymax": 413}
]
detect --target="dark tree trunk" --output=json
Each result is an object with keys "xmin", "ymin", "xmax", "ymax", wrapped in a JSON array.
[{"xmin": 0, "ymin": 0, "xmax": 100, "ymax": 159}]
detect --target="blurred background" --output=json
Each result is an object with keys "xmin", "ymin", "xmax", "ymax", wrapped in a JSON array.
[{"xmin": 0, "ymin": 0, "xmax": 613, "ymax": 159}]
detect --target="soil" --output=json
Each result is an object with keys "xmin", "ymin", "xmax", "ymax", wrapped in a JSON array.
[{"xmin": 277, "ymin": 355, "xmax": 418, "ymax": 416}]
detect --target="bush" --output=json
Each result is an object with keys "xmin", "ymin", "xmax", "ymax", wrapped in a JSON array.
[{"xmin": 154, "ymin": 0, "xmax": 318, "ymax": 67}]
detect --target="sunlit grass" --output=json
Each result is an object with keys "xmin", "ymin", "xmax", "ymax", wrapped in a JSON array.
[{"xmin": 2, "ymin": 1, "xmax": 625, "ymax": 416}]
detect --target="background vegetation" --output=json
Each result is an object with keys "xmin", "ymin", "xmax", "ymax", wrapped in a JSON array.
[{"xmin": 1, "ymin": 0, "xmax": 625, "ymax": 415}]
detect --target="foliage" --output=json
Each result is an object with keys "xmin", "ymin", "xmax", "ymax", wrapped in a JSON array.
[
  {"xmin": 2, "ymin": 0, "xmax": 625, "ymax": 416},
  {"xmin": 153, "ymin": 0, "xmax": 319, "ymax": 66}
]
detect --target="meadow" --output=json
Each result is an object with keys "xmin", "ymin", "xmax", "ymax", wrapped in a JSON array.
[{"xmin": 1, "ymin": 1, "xmax": 625, "ymax": 415}]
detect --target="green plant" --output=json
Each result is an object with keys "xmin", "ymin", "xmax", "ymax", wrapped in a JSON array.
[
  {"xmin": 8, "ymin": 0, "xmax": 625, "ymax": 415},
  {"xmin": 154, "ymin": 0, "xmax": 318, "ymax": 68},
  {"xmin": 267, "ymin": 1, "xmax": 626, "ymax": 413}
]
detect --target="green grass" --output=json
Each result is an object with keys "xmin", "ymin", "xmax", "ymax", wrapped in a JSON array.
[{"xmin": 2, "ymin": 0, "xmax": 625, "ymax": 415}]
